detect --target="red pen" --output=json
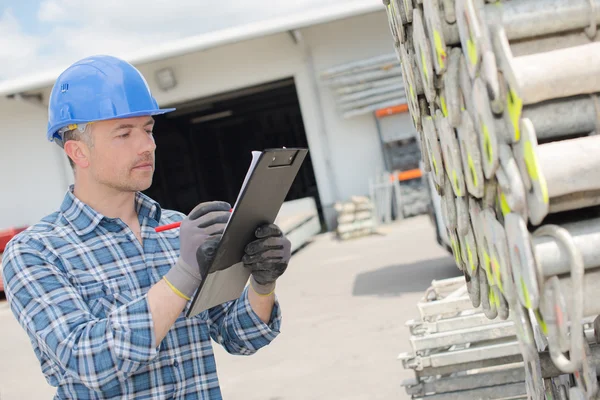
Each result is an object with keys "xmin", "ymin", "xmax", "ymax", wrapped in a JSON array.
[{"xmin": 155, "ymin": 209, "xmax": 233, "ymax": 232}]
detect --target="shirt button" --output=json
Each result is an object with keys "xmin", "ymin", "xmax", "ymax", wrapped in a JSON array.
[{"xmin": 173, "ymin": 360, "xmax": 179, "ymax": 368}]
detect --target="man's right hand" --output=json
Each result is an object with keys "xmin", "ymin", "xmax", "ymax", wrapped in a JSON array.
[{"xmin": 163, "ymin": 201, "xmax": 231, "ymax": 300}]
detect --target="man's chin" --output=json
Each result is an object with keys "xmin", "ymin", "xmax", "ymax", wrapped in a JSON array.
[{"xmin": 120, "ymin": 176, "xmax": 153, "ymax": 193}]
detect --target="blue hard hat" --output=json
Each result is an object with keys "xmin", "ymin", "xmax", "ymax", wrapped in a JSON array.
[{"xmin": 47, "ymin": 55, "xmax": 176, "ymax": 143}]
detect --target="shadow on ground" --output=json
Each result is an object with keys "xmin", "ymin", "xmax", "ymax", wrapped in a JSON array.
[{"xmin": 352, "ymin": 256, "xmax": 462, "ymax": 297}]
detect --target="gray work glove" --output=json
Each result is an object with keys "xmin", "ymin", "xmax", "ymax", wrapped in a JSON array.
[
  {"xmin": 164, "ymin": 201, "xmax": 231, "ymax": 300},
  {"xmin": 242, "ymin": 224, "xmax": 292, "ymax": 295}
]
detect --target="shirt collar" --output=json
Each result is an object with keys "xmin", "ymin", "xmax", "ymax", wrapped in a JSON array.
[{"xmin": 60, "ymin": 185, "xmax": 162, "ymax": 236}]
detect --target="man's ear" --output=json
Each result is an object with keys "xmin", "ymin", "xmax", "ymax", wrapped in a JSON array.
[{"xmin": 63, "ymin": 140, "xmax": 90, "ymax": 168}]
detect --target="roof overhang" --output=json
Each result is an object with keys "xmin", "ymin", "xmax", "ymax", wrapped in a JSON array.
[{"xmin": 0, "ymin": 0, "xmax": 383, "ymax": 98}]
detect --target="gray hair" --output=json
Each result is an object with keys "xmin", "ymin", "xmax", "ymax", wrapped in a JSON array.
[{"xmin": 57, "ymin": 124, "xmax": 94, "ymax": 169}]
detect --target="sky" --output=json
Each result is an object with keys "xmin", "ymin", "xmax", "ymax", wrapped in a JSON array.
[{"xmin": 0, "ymin": 0, "xmax": 351, "ymax": 83}]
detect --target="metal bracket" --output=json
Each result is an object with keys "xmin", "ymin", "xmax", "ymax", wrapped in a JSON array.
[
  {"xmin": 417, "ymin": 295, "xmax": 477, "ymax": 322},
  {"xmin": 398, "ymin": 43, "xmax": 424, "ymax": 132},
  {"xmin": 412, "ymin": 8, "xmax": 437, "ymax": 104},
  {"xmin": 408, "ymin": 310, "xmax": 502, "ymax": 336},
  {"xmin": 449, "ymin": 228, "xmax": 466, "ymax": 272},
  {"xmin": 457, "ymin": 52, "xmax": 476, "ymax": 116},
  {"xmin": 484, "ymin": 213, "xmax": 512, "ymax": 319},
  {"xmin": 468, "ymin": 199, "xmax": 490, "ymax": 303},
  {"xmin": 401, "ymin": 339, "xmax": 522, "ymax": 371},
  {"xmin": 401, "ymin": 0, "xmax": 413, "ymax": 23},
  {"xmin": 482, "ymin": 49, "xmax": 503, "ymax": 115},
  {"xmin": 423, "ymin": 0, "xmax": 454, "ymax": 75},
  {"xmin": 585, "ymin": 0, "xmax": 598, "ymax": 39},
  {"xmin": 498, "ymin": 143, "xmax": 528, "ymax": 219},
  {"xmin": 460, "ymin": 221, "xmax": 479, "ymax": 277},
  {"xmin": 441, "ymin": 0, "xmax": 456, "ymax": 24},
  {"xmin": 441, "ymin": 47, "xmax": 463, "ymax": 128},
  {"xmin": 513, "ymin": 118, "xmax": 550, "ymax": 226},
  {"xmin": 391, "ymin": 0, "xmax": 407, "ymax": 43},
  {"xmin": 504, "ymin": 212, "xmax": 540, "ymax": 310},
  {"xmin": 465, "ymin": 267, "xmax": 481, "ymax": 308},
  {"xmin": 436, "ymin": 110, "xmax": 466, "ymax": 197},
  {"xmin": 422, "ymin": 115, "xmax": 446, "ymax": 187},
  {"xmin": 493, "ymin": 285, "xmax": 510, "ymax": 320},
  {"xmin": 455, "ymin": 0, "xmax": 485, "ymax": 79},
  {"xmin": 511, "ymin": 300, "xmax": 546, "ymax": 400},
  {"xmin": 536, "ymin": 224, "xmax": 585, "ymax": 374},
  {"xmin": 472, "ymin": 76, "xmax": 504, "ymax": 179},
  {"xmin": 410, "ymin": 320, "xmax": 516, "ymax": 352},
  {"xmin": 456, "ymin": 109, "xmax": 484, "ymax": 199},
  {"xmin": 490, "ymin": 25, "xmax": 525, "ymax": 144},
  {"xmin": 454, "ymin": 193, "xmax": 469, "ymax": 236},
  {"xmin": 573, "ymin": 339, "xmax": 600, "ymax": 398},
  {"xmin": 383, "ymin": 0, "xmax": 403, "ymax": 45},
  {"xmin": 441, "ymin": 182, "xmax": 457, "ymax": 231},
  {"xmin": 480, "ymin": 272, "xmax": 498, "ymax": 320}
]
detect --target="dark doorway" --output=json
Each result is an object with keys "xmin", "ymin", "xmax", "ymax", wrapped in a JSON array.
[{"xmin": 144, "ymin": 78, "xmax": 323, "ymax": 224}]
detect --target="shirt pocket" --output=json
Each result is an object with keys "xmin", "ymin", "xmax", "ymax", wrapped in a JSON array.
[{"xmin": 77, "ymin": 277, "xmax": 135, "ymax": 319}]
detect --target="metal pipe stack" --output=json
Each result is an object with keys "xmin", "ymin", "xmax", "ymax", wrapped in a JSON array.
[
  {"xmin": 399, "ymin": 277, "xmax": 600, "ymax": 399},
  {"xmin": 382, "ymin": 0, "xmax": 600, "ymax": 397},
  {"xmin": 319, "ymin": 54, "xmax": 409, "ymax": 118}
]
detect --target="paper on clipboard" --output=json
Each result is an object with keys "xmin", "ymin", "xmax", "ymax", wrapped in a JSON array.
[{"xmin": 225, "ymin": 151, "xmax": 262, "ymax": 229}]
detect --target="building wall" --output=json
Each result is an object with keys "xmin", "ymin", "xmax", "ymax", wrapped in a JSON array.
[
  {"xmin": 0, "ymin": 9, "xmax": 408, "ymax": 230},
  {"xmin": 301, "ymin": 11, "xmax": 402, "ymax": 201},
  {"xmin": 137, "ymin": 10, "xmax": 398, "ymax": 226},
  {"xmin": 0, "ymin": 96, "xmax": 73, "ymax": 228}
]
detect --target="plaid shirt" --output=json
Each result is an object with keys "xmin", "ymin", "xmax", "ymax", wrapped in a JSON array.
[{"xmin": 1, "ymin": 186, "xmax": 282, "ymax": 399}]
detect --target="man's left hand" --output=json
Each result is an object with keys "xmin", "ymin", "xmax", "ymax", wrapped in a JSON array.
[{"xmin": 242, "ymin": 224, "xmax": 291, "ymax": 295}]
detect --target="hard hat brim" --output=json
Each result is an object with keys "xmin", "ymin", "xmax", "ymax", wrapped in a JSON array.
[{"xmin": 48, "ymin": 107, "xmax": 176, "ymax": 142}]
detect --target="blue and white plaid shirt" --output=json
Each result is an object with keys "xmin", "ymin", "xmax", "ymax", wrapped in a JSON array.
[{"xmin": 2, "ymin": 186, "xmax": 282, "ymax": 399}]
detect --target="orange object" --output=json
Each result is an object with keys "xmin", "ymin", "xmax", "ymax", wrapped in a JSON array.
[
  {"xmin": 0, "ymin": 226, "xmax": 28, "ymax": 294},
  {"xmin": 155, "ymin": 222, "xmax": 182, "ymax": 232},
  {"xmin": 0, "ymin": 226, "xmax": 28, "ymax": 253},
  {"xmin": 375, "ymin": 103, "xmax": 409, "ymax": 118},
  {"xmin": 391, "ymin": 169, "xmax": 423, "ymax": 182}
]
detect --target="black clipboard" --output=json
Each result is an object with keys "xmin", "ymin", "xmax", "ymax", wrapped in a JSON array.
[{"xmin": 186, "ymin": 147, "xmax": 309, "ymax": 317}]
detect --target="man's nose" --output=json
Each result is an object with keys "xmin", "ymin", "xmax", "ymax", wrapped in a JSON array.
[{"xmin": 138, "ymin": 129, "xmax": 156, "ymax": 154}]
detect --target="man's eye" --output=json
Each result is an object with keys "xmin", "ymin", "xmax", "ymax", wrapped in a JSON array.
[
  {"xmin": 146, "ymin": 130, "xmax": 153, "ymax": 135},
  {"xmin": 119, "ymin": 133, "xmax": 130, "ymax": 138}
]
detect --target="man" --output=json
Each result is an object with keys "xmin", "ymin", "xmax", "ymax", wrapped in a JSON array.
[{"xmin": 1, "ymin": 55, "xmax": 291, "ymax": 399}]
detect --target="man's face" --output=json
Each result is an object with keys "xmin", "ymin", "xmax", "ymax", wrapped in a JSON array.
[{"xmin": 86, "ymin": 116, "xmax": 157, "ymax": 192}]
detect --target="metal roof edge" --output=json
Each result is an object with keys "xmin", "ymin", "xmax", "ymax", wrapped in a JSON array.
[{"xmin": 0, "ymin": 0, "xmax": 383, "ymax": 97}]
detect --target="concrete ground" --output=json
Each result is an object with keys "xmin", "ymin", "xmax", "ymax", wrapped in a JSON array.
[{"xmin": 0, "ymin": 215, "xmax": 461, "ymax": 400}]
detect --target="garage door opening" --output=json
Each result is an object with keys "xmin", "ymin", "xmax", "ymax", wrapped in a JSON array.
[{"xmin": 144, "ymin": 77, "xmax": 324, "ymax": 227}]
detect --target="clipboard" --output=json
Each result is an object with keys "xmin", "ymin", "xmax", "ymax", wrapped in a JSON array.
[{"xmin": 186, "ymin": 147, "xmax": 309, "ymax": 317}]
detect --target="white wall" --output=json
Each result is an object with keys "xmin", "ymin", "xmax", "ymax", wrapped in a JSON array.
[
  {"xmin": 0, "ymin": 9, "xmax": 396, "ymax": 230},
  {"xmin": 301, "ymin": 11, "xmax": 396, "ymax": 201},
  {"xmin": 0, "ymin": 96, "xmax": 72, "ymax": 228}
]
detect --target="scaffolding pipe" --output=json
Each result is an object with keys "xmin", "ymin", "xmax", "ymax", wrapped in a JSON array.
[
  {"xmin": 513, "ymin": 121, "xmax": 600, "ymax": 225},
  {"xmin": 334, "ymin": 76, "xmax": 404, "ymax": 95},
  {"xmin": 338, "ymin": 83, "xmax": 405, "ymax": 104},
  {"xmin": 522, "ymin": 95, "xmax": 600, "ymax": 141},
  {"xmin": 492, "ymin": 30, "xmax": 600, "ymax": 106},
  {"xmin": 484, "ymin": 0, "xmax": 600, "ymax": 42},
  {"xmin": 320, "ymin": 53, "xmax": 399, "ymax": 79}
]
